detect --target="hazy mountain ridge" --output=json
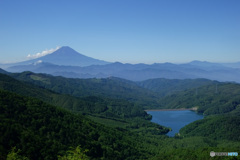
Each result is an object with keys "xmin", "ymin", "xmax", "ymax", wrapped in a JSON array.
[
  {"xmin": 4, "ymin": 46, "xmax": 240, "ymax": 82},
  {"xmin": 7, "ymin": 60, "xmax": 240, "ymax": 82}
]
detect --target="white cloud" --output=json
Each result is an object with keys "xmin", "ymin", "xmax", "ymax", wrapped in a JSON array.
[
  {"xmin": 27, "ymin": 46, "xmax": 61, "ymax": 59},
  {"xmin": 34, "ymin": 60, "xmax": 43, "ymax": 65}
]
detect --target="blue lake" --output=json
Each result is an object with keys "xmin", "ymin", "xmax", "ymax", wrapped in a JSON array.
[{"xmin": 147, "ymin": 110, "xmax": 204, "ymax": 137}]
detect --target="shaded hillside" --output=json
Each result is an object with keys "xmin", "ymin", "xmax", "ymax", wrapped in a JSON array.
[
  {"xmin": 0, "ymin": 73, "xmax": 86, "ymax": 112},
  {"xmin": 11, "ymin": 72, "xmax": 161, "ymax": 107},
  {"xmin": 0, "ymin": 68, "xmax": 8, "ymax": 74},
  {"xmin": 179, "ymin": 114, "xmax": 240, "ymax": 141},
  {"xmin": 0, "ymin": 73, "xmax": 153, "ymax": 120},
  {"xmin": 0, "ymin": 89, "xmax": 153, "ymax": 160}
]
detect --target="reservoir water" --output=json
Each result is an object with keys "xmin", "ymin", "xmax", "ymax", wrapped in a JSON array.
[{"xmin": 147, "ymin": 110, "xmax": 204, "ymax": 137}]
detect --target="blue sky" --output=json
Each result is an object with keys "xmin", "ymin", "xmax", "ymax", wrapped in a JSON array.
[{"xmin": 0, "ymin": 0, "xmax": 239, "ymax": 64}]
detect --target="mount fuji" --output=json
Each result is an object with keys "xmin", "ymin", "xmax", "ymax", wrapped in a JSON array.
[{"xmin": 7, "ymin": 46, "xmax": 110, "ymax": 67}]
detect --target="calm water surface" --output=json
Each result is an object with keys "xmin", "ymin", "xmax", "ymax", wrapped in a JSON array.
[{"xmin": 147, "ymin": 110, "xmax": 203, "ymax": 137}]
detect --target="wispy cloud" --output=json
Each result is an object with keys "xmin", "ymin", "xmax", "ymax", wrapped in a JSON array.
[{"xmin": 27, "ymin": 46, "xmax": 61, "ymax": 59}]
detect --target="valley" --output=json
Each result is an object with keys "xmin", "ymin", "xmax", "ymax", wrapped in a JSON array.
[{"xmin": 1, "ymin": 67, "xmax": 240, "ymax": 159}]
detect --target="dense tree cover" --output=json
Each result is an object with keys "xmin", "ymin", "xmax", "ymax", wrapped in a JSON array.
[
  {"xmin": 154, "ymin": 147, "xmax": 240, "ymax": 160},
  {"xmin": 11, "ymin": 72, "xmax": 161, "ymax": 107},
  {"xmin": 137, "ymin": 78, "xmax": 216, "ymax": 96},
  {"xmin": 11, "ymin": 72, "xmax": 240, "ymax": 115},
  {"xmin": 179, "ymin": 114, "xmax": 240, "ymax": 141},
  {"xmin": 58, "ymin": 146, "xmax": 89, "ymax": 160},
  {"xmin": 6, "ymin": 147, "xmax": 29, "ymax": 160},
  {"xmin": 0, "ymin": 73, "xmax": 170, "ymax": 136},
  {"xmin": 1, "ymin": 70, "xmax": 240, "ymax": 159},
  {"xmin": 0, "ymin": 90, "xmax": 156, "ymax": 160},
  {"xmin": 0, "ymin": 73, "xmax": 75, "ymax": 109},
  {"xmin": 0, "ymin": 73, "xmax": 152, "ymax": 120},
  {"xmin": 158, "ymin": 82, "xmax": 240, "ymax": 115}
]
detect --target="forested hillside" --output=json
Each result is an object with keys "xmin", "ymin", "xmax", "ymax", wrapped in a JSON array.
[
  {"xmin": 0, "ymin": 73, "xmax": 148, "ymax": 119},
  {"xmin": 4, "ymin": 70, "xmax": 240, "ymax": 117},
  {"xmin": 158, "ymin": 82, "xmax": 240, "ymax": 115},
  {"xmin": 137, "ymin": 78, "xmax": 216, "ymax": 96},
  {"xmin": 1, "ymin": 73, "xmax": 172, "ymax": 137},
  {"xmin": 0, "ymin": 90, "xmax": 155, "ymax": 160},
  {"xmin": 1, "ymin": 69, "xmax": 240, "ymax": 159},
  {"xmin": 1, "ymin": 89, "xmax": 240, "ymax": 160},
  {"xmin": 180, "ymin": 114, "xmax": 240, "ymax": 141},
  {"xmin": 11, "ymin": 72, "xmax": 161, "ymax": 107}
]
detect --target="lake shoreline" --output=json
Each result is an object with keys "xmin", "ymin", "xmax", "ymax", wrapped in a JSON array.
[
  {"xmin": 145, "ymin": 107, "xmax": 198, "ymax": 112},
  {"xmin": 147, "ymin": 108, "xmax": 203, "ymax": 137}
]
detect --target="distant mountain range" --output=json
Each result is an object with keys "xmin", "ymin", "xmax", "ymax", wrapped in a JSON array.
[{"xmin": 2, "ymin": 46, "xmax": 240, "ymax": 82}]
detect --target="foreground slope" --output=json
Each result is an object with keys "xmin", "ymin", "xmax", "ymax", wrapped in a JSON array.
[
  {"xmin": 2, "ymin": 89, "xmax": 240, "ymax": 160},
  {"xmin": 0, "ymin": 89, "xmax": 154, "ymax": 160}
]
